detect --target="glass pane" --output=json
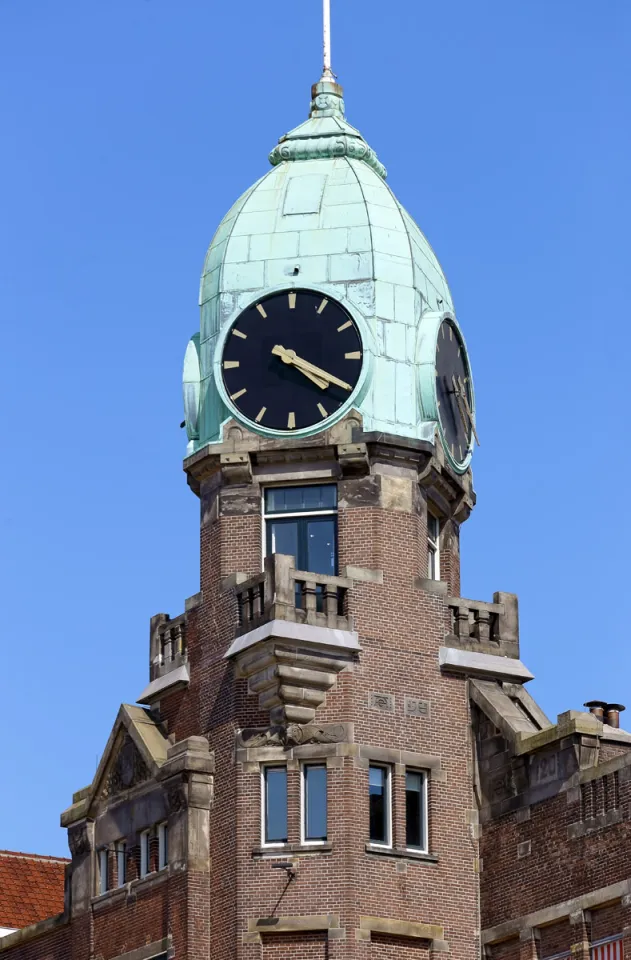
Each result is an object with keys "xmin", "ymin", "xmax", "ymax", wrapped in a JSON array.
[
  {"xmin": 265, "ymin": 767, "xmax": 288, "ymax": 843},
  {"xmin": 306, "ymin": 518, "xmax": 337, "ymax": 575},
  {"xmin": 406, "ymin": 771, "xmax": 424, "ymax": 849},
  {"xmin": 268, "ymin": 519, "xmax": 299, "ymax": 562},
  {"xmin": 369, "ymin": 766, "xmax": 387, "ymax": 843},
  {"xmin": 428, "ymin": 546, "xmax": 436, "ymax": 580},
  {"xmin": 305, "ymin": 766, "xmax": 327, "ymax": 840},
  {"xmin": 428, "ymin": 513, "xmax": 439, "ymax": 544},
  {"xmin": 265, "ymin": 485, "xmax": 337, "ymax": 515}
]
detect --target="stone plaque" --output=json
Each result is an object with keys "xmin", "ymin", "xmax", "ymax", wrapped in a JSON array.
[
  {"xmin": 404, "ymin": 696, "xmax": 430, "ymax": 718},
  {"xmin": 369, "ymin": 692, "xmax": 395, "ymax": 713}
]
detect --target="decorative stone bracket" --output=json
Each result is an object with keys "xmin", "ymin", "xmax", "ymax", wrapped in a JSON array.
[{"xmin": 225, "ymin": 619, "xmax": 360, "ymax": 725}]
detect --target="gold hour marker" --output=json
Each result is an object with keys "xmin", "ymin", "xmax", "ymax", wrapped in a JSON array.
[
  {"xmin": 255, "ymin": 407, "xmax": 266, "ymax": 423},
  {"xmin": 288, "ymin": 292, "xmax": 297, "ymax": 309},
  {"xmin": 449, "ymin": 326, "xmax": 453, "ymax": 340},
  {"xmin": 256, "ymin": 303, "xmax": 267, "ymax": 318},
  {"xmin": 337, "ymin": 320, "xmax": 352, "ymax": 332},
  {"xmin": 345, "ymin": 351, "xmax": 361, "ymax": 360},
  {"xmin": 317, "ymin": 298, "xmax": 328, "ymax": 314},
  {"xmin": 459, "ymin": 445, "xmax": 463, "ymax": 460},
  {"xmin": 232, "ymin": 329, "xmax": 247, "ymax": 339},
  {"xmin": 230, "ymin": 388, "xmax": 247, "ymax": 401},
  {"xmin": 287, "ymin": 412, "xmax": 296, "ymax": 429},
  {"xmin": 441, "ymin": 325, "xmax": 445, "ymax": 338},
  {"xmin": 451, "ymin": 443, "xmax": 455, "ymax": 456},
  {"xmin": 223, "ymin": 360, "xmax": 239, "ymax": 369},
  {"xmin": 317, "ymin": 402, "xmax": 328, "ymax": 418}
]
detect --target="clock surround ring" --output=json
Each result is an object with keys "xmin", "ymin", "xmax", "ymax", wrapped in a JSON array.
[
  {"xmin": 416, "ymin": 309, "xmax": 475, "ymax": 475},
  {"xmin": 213, "ymin": 282, "xmax": 375, "ymax": 440}
]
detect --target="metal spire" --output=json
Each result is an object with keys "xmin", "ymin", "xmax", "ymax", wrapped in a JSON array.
[{"xmin": 321, "ymin": 0, "xmax": 335, "ymax": 81}]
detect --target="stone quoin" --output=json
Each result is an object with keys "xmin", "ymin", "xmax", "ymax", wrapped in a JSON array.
[{"xmin": 2, "ymin": 13, "xmax": 629, "ymax": 960}]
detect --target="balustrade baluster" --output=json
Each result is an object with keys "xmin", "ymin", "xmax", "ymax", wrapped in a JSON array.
[
  {"xmin": 304, "ymin": 581, "xmax": 318, "ymax": 615},
  {"xmin": 473, "ymin": 610, "xmax": 492, "ymax": 641},
  {"xmin": 453, "ymin": 606, "xmax": 471, "ymax": 639}
]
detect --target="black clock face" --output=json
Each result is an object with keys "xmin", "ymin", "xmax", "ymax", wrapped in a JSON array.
[
  {"xmin": 435, "ymin": 319, "xmax": 473, "ymax": 465},
  {"xmin": 221, "ymin": 289, "xmax": 363, "ymax": 431}
]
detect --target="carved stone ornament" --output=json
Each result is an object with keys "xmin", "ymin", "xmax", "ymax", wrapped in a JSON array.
[
  {"xmin": 68, "ymin": 822, "xmax": 92, "ymax": 857},
  {"xmin": 100, "ymin": 735, "xmax": 151, "ymax": 800},
  {"xmin": 165, "ymin": 777, "xmax": 188, "ymax": 814},
  {"xmin": 239, "ymin": 723, "xmax": 347, "ymax": 749}
]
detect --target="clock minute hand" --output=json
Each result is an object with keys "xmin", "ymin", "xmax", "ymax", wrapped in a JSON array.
[
  {"xmin": 286, "ymin": 351, "xmax": 353, "ymax": 392},
  {"xmin": 453, "ymin": 375, "xmax": 480, "ymax": 447}
]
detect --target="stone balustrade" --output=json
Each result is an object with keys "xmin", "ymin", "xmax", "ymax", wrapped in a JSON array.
[
  {"xmin": 447, "ymin": 592, "xmax": 519, "ymax": 659},
  {"xmin": 149, "ymin": 613, "xmax": 188, "ymax": 681},
  {"xmin": 235, "ymin": 553, "xmax": 352, "ymax": 636}
]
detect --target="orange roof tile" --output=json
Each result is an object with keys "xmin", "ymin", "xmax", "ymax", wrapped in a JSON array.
[{"xmin": 0, "ymin": 850, "xmax": 68, "ymax": 930}]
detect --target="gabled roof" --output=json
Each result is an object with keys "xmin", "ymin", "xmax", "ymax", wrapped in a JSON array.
[
  {"xmin": 0, "ymin": 850, "xmax": 67, "ymax": 931},
  {"xmin": 61, "ymin": 704, "xmax": 169, "ymax": 827}
]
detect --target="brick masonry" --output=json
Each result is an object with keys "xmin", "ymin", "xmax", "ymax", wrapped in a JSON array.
[{"xmin": 2, "ymin": 433, "xmax": 630, "ymax": 960}]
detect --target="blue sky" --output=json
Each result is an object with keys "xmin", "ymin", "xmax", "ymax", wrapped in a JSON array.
[{"xmin": 1, "ymin": 0, "xmax": 629, "ymax": 856}]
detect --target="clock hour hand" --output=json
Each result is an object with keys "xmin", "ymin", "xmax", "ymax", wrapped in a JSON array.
[
  {"xmin": 272, "ymin": 345, "xmax": 353, "ymax": 392},
  {"xmin": 272, "ymin": 345, "xmax": 328, "ymax": 389}
]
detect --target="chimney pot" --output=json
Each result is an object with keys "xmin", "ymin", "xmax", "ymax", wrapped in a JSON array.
[
  {"xmin": 584, "ymin": 700, "xmax": 607, "ymax": 720},
  {"xmin": 605, "ymin": 703, "xmax": 625, "ymax": 729}
]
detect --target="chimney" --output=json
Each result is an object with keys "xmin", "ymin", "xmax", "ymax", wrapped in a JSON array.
[
  {"xmin": 604, "ymin": 703, "xmax": 625, "ymax": 729},
  {"xmin": 584, "ymin": 700, "xmax": 607, "ymax": 720}
]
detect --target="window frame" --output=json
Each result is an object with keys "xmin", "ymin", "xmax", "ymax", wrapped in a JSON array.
[
  {"xmin": 405, "ymin": 768, "xmax": 429, "ymax": 854},
  {"xmin": 368, "ymin": 763, "xmax": 392, "ymax": 849},
  {"xmin": 427, "ymin": 511, "xmax": 440, "ymax": 581},
  {"xmin": 157, "ymin": 822, "xmax": 169, "ymax": 871},
  {"xmin": 262, "ymin": 483, "xmax": 338, "ymax": 574},
  {"xmin": 261, "ymin": 765, "xmax": 289, "ymax": 848},
  {"xmin": 115, "ymin": 840, "xmax": 126, "ymax": 888},
  {"xmin": 300, "ymin": 763, "xmax": 328, "ymax": 846},
  {"xmin": 140, "ymin": 829, "xmax": 150, "ymax": 878},
  {"xmin": 98, "ymin": 847, "xmax": 109, "ymax": 895}
]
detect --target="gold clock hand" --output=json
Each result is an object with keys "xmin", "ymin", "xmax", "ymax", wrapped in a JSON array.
[
  {"xmin": 273, "ymin": 346, "xmax": 353, "ymax": 392},
  {"xmin": 272, "ymin": 345, "xmax": 328, "ymax": 389},
  {"xmin": 454, "ymin": 375, "xmax": 480, "ymax": 447}
]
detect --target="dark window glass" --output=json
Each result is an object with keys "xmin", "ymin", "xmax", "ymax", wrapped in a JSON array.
[
  {"xmin": 264, "ymin": 767, "xmax": 288, "ymax": 844},
  {"xmin": 268, "ymin": 519, "xmax": 299, "ymax": 559},
  {"xmin": 369, "ymin": 765, "xmax": 389, "ymax": 844},
  {"xmin": 406, "ymin": 771, "xmax": 426, "ymax": 850},
  {"xmin": 306, "ymin": 517, "xmax": 336, "ymax": 575},
  {"xmin": 265, "ymin": 484, "xmax": 337, "ymax": 515},
  {"xmin": 304, "ymin": 765, "xmax": 327, "ymax": 841}
]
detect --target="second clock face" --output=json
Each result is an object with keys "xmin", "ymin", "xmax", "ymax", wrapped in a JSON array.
[
  {"xmin": 221, "ymin": 289, "xmax": 363, "ymax": 431},
  {"xmin": 435, "ymin": 318, "xmax": 473, "ymax": 466}
]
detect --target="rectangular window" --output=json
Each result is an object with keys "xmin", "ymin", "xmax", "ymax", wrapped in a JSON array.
[
  {"xmin": 368, "ymin": 765, "xmax": 391, "ymax": 846},
  {"xmin": 303, "ymin": 765, "xmax": 327, "ymax": 843},
  {"xmin": 140, "ymin": 830, "xmax": 150, "ymax": 878},
  {"xmin": 116, "ymin": 841, "xmax": 126, "ymax": 887},
  {"xmin": 591, "ymin": 939, "xmax": 624, "ymax": 960},
  {"xmin": 98, "ymin": 847, "xmax": 109, "ymax": 895},
  {"xmin": 264, "ymin": 485, "xmax": 338, "ymax": 575},
  {"xmin": 405, "ymin": 770, "xmax": 428, "ymax": 852},
  {"xmin": 158, "ymin": 822, "xmax": 169, "ymax": 870},
  {"xmin": 263, "ymin": 766, "xmax": 288, "ymax": 845},
  {"xmin": 427, "ymin": 513, "xmax": 440, "ymax": 580}
]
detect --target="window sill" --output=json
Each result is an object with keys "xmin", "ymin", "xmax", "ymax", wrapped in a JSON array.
[
  {"xmin": 91, "ymin": 869, "xmax": 168, "ymax": 908},
  {"xmin": 365, "ymin": 843, "xmax": 438, "ymax": 864},
  {"xmin": 252, "ymin": 842, "xmax": 332, "ymax": 859}
]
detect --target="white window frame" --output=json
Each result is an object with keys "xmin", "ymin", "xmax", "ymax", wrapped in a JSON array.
[
  {"xmin": 140, "ymin": 829, "xmax": 150, "ymax": 878},
  {"xmin": 98, "ymin": 847, "xmax": 109, "ymax": 895},
  {"xmin": 300, "ymin": 763, "xmax": 328, "ymax": 846},
  {"xmin": 427, "ymin": 512, "xmax": 440, "ymax": 581},
  {"xmin": 158, "ymin": 822, "xmax": 168, "ymax": 870},
  {"xmin": 261, "ymin": 484, "xmax": 338, "ymax": 569},
  {"xmin": 405, "ymin": 768, "xmax": 429, "ymax": 854},
  {"xmin": 368, "ymin": 763, "xmax": 392, "ymax": 849},
  {"xmin": 115, "ymin": 841, "xmax": 126, "ymax": 888},
  {"xmin": 261, "ymin": 765, "xmax": 289, "ymax": 848}
]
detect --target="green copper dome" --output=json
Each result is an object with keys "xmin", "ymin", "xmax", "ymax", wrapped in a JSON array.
[{"xmin": 184, "ymin": 79, "xmax": 461, "ymax": 459}]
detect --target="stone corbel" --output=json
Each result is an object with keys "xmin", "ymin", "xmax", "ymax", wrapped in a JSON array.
[
  {"xmin": 67, "ymin": 818, "xmax": 95, "ymax": 917},
  {"xmin": 220, "ymin": 452, "xmax": 252, "ymax": 485}
]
